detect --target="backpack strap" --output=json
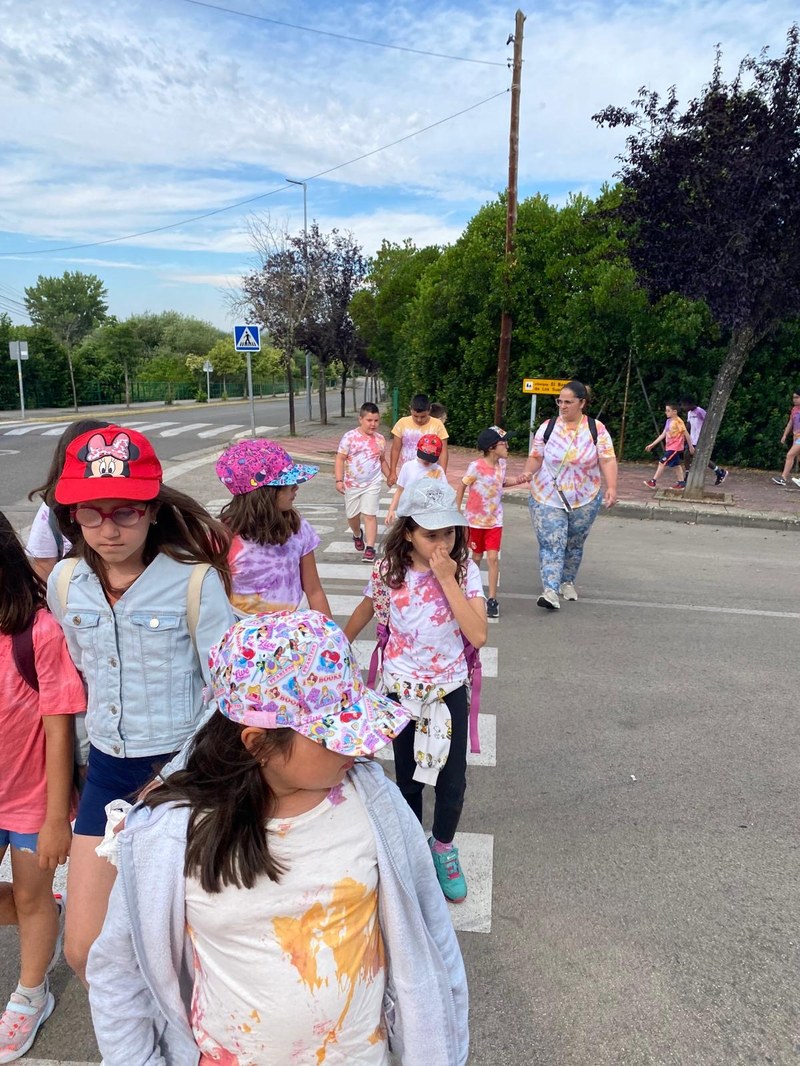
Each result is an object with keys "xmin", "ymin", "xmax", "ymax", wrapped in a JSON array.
[
  {"xmin": 367, "ymin": 560, "xmax": 391, "ymax": 688},
  {"xmin": 543, "ymin": 415, "xmax": 598, "ymax": 445},
  {"xmin": 461, "ymin": 635, "xmax": 482, "ymax": 755},
  {"xmin": 186, "ymin": 563, "xmax": 212, "ymax": 652},
  {"xmin": 11, "ymin": 617, "xmax": 38, "ymax": 693},
  {"xmin": 56, "ymin": 557, "xmax": 80, "ymax": 613}
]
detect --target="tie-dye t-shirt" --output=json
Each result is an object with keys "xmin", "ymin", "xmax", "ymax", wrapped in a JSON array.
[
  {"xmin": 391, "ymin": 416, "xmax": 448, "ymax": 465},
  {"xmin": 366, "ymin": 560, "xmax": 484, "ymax": 683},
  {"xmin": 664, "ymin": 415, "xmax": 688, "ymax": 453},
  {"xmin": 186, "ymin": 778, "xmax": 388, "ymax": 1066},
  {"xmin": 529, "ymin": 417, "xmax": 615, "ymax": 511},
  {"xmin": 462, "ymin": 457, "xmax": 506, "ymax": 529},
  {"xmin": 228, "ymin": 518, "xmax": 320, "ymax": 615},
  {"xmin": 337, "ymin": 429, "xmax": 386, "ymax": 490}
]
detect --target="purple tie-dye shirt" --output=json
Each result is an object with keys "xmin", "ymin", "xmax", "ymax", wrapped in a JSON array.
[{"xmin": 228, "ymin": 518, "xmax": 321, "ymax": 614}]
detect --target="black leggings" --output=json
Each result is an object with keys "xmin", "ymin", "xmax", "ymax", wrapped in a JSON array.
[{"xmin": 389, "ymin": 685, "xmax": 469, "ymax": 843}]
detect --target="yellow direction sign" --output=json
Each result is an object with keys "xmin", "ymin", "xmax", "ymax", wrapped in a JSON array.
[{"xmin": 522, "ymin": 378, "xmax": 570, "ymax": 395}]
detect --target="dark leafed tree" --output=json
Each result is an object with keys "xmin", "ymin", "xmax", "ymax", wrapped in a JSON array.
[
  {"xmin": 237, "ymin": 218, "xmax": 312, "ymax": 435},
  {"xmin": 295, "ymin": 224, "xmax": 367, "ymax": 425},
  {"xmin": 594, "ymin": 25, "xmax": 800, "ymax": 497},
  {"xmin": 24, "ymin": 271, "xmax": 108, "ymax": 411}
]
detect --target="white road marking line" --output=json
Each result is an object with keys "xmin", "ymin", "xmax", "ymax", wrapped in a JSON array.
[
  {"xmin": 234, "ymin": 425, "xmax": 279, "ymax": 438},
  {"xmin": 327, "ymin": 594, "xmax": 364, "ymax": 616},
  {"xmin": 447, "ymin": 832, "xmax": 494, "ymax": 933},
  {"xmin": 500, "ymin": 592, "xmax": 800, "ymax": 620},
  {"xmin": 163, "ymin": 454, "xmax": 226, "ymax": 482},
  {"xmin": 197, "ymin": 424, "xmax": 244, "ymax": 438},
  {"xmin": 324, "ymin": 541, "xmax": 370, "ymax": 556},
  {"xmin": 159, "ymin": 422, "xmax": 213, "ymax": 437},
  {"xmin": 120, "ymin": 421, "xmax": 180, "ymax": 432},
  {"xmin": 41, "ymin": 425, "xmax": 68, "ymax": 436},
  {"xmin": 4, "ymin": 422, "xmax": 63, "ymax": 435},
  {"xmin": 318, "ymin": 562, "xmax": 380, "ymax": 581},
  {"xmin": 374, "ymin": 713, "xmax": 497, "ymax": 768}
]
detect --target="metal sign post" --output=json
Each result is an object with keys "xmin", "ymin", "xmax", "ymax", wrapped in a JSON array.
[
  {"xmin": 522, "ymin": 377, "xmax": 569, "ymax": 451},
  {"xmin": 202, "ymin": 359, "xmax": 213, "ymax": 403},
  {"xmin": 234, "ymin": 325, "xmax": 261, "ymax": 438},
  {"xmin": 8, "ymin": 341, "xmax": 29, "ymax": 420}
]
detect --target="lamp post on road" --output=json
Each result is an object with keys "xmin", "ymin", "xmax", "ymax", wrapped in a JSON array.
[{"xmin": 286, "ymin": 177, "xmax": 313, "ymax": 422}]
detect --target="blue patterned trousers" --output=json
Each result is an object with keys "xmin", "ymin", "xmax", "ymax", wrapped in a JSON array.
[{"xmin": 528, "ymin": 493, "xmax": 603, "ymax": 593}]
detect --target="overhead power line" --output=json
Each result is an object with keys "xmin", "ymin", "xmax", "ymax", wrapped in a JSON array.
[
  {"xmin": 0, "ymin": 87, "xmax": 508, "ymax": 258},
  {"xmin": 180, "ymin": 0, "xmax": 507, "ymax": 67}
]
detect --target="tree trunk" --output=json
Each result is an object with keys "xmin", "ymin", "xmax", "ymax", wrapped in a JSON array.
[
  {"xmin": 340, "ymin": 367, "xmax": 348, "ymax": 418},
  {"xmin": 317, "ymin": 357, "xmax": 328, "ymax": 425},
  {"xmin": 66, "ymin": 349, "xmax": 79, "ymax": 412},
  {"xmin": 684, "ymin": 325, "xmax": 756, "ymax": 500},
  {"xmin": 287, "ymin": 360, "xmax": 296, "ymax": 436}
]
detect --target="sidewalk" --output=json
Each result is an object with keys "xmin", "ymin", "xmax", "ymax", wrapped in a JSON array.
[{"xmin": 276, "ymin": 416, "xmax": 800, "ymax": 533}]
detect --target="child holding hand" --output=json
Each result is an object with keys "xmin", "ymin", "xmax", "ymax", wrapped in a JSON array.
[
  {"xmin": 86, "ymin": 610, "xmax": 468, "ymax": 1066},
  {"xmin": 216, "ymin": 439, "xmax": 331, "ymax": 616},
  {"xmin": 334, "ymin": 402, "xmax": 389, "ymax": 562},
  {"xmin": 346, "ymin": 479, "xmax": 487, "ymax": 904}
]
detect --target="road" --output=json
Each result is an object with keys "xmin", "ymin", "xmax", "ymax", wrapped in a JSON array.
[
  {"xmin": 1, "ymin": 455, "xmax": 798, "ymax": 1065},
  {"xmin": 0, "ymin": 389, "xmax": 350, "ymax": 505}
]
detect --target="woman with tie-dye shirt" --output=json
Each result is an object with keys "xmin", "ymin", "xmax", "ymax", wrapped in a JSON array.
[{"xmin": 523, "ymin": 380, "xmax": 618, "ymax": 611}]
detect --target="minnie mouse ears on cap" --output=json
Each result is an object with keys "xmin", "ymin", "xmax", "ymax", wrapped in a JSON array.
[{"xmin": 54, "ymin": 425, "xmax": 163, "ymax": 504}]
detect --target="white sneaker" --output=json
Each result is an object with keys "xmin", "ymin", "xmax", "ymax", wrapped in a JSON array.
[
  {"xmin": 537, "ymin": 588, "xmax": 560, "ymax": 610},
  {"xmin": 792, "ymin": 477, "xmax": 800, "ymax": 490},
  {"xmin": 559, "ymin": 582, "xmax": 578, "ymax": 601},
  {"xmin": 46, "ymin": 892, "xmax": 66, "ymax": 975}
]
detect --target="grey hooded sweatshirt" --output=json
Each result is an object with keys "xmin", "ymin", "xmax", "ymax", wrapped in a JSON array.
[{"xmin": 86, "ymin": 759, "xmax": 469, "ymax": 1065}]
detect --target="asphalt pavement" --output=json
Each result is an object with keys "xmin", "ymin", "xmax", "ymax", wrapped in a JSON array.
[{"xmin": 1, "ymin": 419, "xmax": 799, "ymax": 1065}]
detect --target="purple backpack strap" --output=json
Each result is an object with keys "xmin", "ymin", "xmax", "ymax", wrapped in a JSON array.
[
  {"xmin": 12, "ymin": 617, "xmax": 39, "ymax": 693},
  {"xmin": 461, "ymin": 636, "xmax": 482, "ymax": 754},
  {"xmin": 367, "ymin": 560, "xmax": 391, "ymax": 687}
]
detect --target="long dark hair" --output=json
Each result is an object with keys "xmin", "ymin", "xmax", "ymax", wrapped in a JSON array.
[
  {"xmin": 52, "ymin": 485, "xmax": 233, "ymax": 597},
  {"xmin": 28, "ymin": 419, "xmax": 110, "ymax": 505},
  {"xmin": 145, "ymin": 712, "xmax": 296, "ymax": 892},
  {"xmin": 219, "ymin": 486, "xmax": 300, "ymax": 546},
  {"xmin": 0, "ymin": 511, "xmax": 46, "ymax": 634},
  {"xmin": 381, "ymin": 517, "xmax": 468, "ymax": 589}
]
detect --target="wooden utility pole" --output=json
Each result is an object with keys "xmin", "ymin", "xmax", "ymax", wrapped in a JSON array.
[{"xmin": 494, "ymin": 9, "xmax": 525, "ymax": 425}]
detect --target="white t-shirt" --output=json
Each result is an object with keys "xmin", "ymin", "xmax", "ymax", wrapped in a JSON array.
[
  {"xmin": 367, "ymin": 560, "xmax": 484, "ymax": 684},
  {"xmin": 396, "ymin": 458, "xmax": 446, "ymax": 489},
  {"xmin": 686, "ymin": 407, "xmax": 706, "ymax": 446},
  {"xmin": 26, "ymin": 502, "xmax": 71, "ymax": 560},
  {"xmin": 185, "ymin": 778, "xmax": 388, "ymax": 1066}
]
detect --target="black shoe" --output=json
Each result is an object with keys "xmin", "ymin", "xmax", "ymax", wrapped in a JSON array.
[
  {"xmin": 486, "ymin": 598, "xmax": 499, "ymax": 618},
  {"xmin": 714, "ymin": 468, "xmax": 728, "ymax": 486}
]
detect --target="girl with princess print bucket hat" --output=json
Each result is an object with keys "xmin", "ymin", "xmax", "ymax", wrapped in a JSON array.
[
  {"xmin": 86, "ymin": 610, "xmax": 469, "ymax": 1066},
  {"xmin": 46, "ymin": 425, "xmax": 235, "ymax": 988},
  {"xmin": 215, "ymin": 438, "xmax": 332, "ymax": 617}
]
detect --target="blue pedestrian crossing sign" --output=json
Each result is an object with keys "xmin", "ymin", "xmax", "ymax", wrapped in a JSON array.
[{"xmin": 234, "ymin": 324, "xmax": 261, "ymax": 352}]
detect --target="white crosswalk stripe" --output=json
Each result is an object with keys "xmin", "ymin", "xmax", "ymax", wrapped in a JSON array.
[
  {"xmin": 119, "ymin": 420, "xmax": 180, "ymax": 432},
  {"xmin": 41, "ymin": 425, "xmax": 68, "ymax": 436},
  {"xmin": 197, "ymin": 423, "xmax": 245, "ymax": 438},
  {"xmin": 158, "ymin": 422, "xmax": 213, "ymax": 437},
  {"xmin": 3, "ymin": 422, "xmax": 63, "ymax": 435}
]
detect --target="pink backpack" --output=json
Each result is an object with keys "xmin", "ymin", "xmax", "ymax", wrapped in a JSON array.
[{"xmin": 367, "ymin": 559, "xmax": 483, "ymax": 754}]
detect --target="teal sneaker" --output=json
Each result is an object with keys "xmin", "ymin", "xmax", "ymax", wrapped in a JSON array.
[{"xmin": 428, "ymin": 837, "xmax": 467, "ymax": 903}]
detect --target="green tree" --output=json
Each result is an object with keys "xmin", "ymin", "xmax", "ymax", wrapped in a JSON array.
[
  {"xmin": 187, "ymin": 339, "xmax": 244, "ymax": 394},
  {"xmin": 24, "ymin": 271, "xmax": 108, "ymax": 411},
  {"xmin": 594, "ymin": 25, "xmax": 800, "ymax": 496}
]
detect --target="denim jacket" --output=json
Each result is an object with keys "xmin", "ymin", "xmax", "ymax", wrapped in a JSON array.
[
  {"xmin": 87, "ymin": 759, "xmax": 469, "ymax": 1066},
  {"xmin": 47, "ymin": 555, "xmax": 234, "ymax": 759}
]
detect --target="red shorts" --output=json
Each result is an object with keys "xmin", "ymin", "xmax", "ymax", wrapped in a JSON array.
[{"xmin": 468, "ymin": 526, "xmax": 503, "ymax": 553}]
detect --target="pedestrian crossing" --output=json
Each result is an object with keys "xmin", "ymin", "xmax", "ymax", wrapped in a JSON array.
[{"xmin": 0, "ymin": 419, "xmax": 280, "ymax": 442}]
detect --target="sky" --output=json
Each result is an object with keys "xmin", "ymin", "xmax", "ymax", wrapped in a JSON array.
[{"xmin": 0, "ymin": 0, "xmax": 796, "ymax": 330}]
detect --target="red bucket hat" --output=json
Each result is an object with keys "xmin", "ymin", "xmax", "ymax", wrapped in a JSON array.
[{"xmin": 54, "ymin": 425, "xmax": 163, "ymax": 505}]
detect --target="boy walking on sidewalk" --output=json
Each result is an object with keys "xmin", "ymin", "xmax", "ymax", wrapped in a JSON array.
[
  {"xmin": 335, "ymin": 402, "xmax": 389, "ymax": 562},
  {"xmin": 681, "ymin": 398, "xmax": 728, "ymax": 486},
  {"xmin": 456, "ymin": 426, "xmax": 529, "ymax": 619},
  {"xmin": 644, "ymin": 402, "xmax": 695, "ymax": 489}
]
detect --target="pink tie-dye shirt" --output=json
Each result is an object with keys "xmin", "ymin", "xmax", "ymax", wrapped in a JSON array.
[
  {"xmin": 366, "ymin": 561, "xmax": 484, "ymax": 683},
  {"xmin": 529, "ymin": 416, "xmax": 615, "ymax": 510},
  {"xmin": 337, "ymin": 429, "xmax": 386, "ymax": 490},
  {"xmin": 462, "ymin": 457, "xmax": 506, "ymax": 529},
  {"xmin": 228, "ymin": 518, "xmax": 320, "ymax": 615}
]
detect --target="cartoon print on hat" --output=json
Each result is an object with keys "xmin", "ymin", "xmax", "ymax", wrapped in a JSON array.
[
  {"xmin": 395, "ymin": 478, "xmax": 468, "ymax": 529},
  {"xmin": 416, "ymin": 432, "xmax": 443, "ymax": 459},
  {"xmin": 209, "ymin": 610, "xmax": 412, "ymax": 757},
  {"xmin": 81, "ymin": 431, "xmax": 138, "ymax": 480},
  {"xmin": 216, "ymin": 438, "xmax": 319, "ymax": 496},
  {"xmin": 54, "ymin": 424, "xmax": 163, "ymax": 505}
]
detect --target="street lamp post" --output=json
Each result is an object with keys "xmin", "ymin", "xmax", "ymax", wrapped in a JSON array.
[{"xmin": 286, "ymin": 177, "xmax": 313, "ymax": 422}]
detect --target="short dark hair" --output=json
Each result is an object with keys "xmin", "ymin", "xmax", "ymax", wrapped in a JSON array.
[
  {"xmin": 410, "ymin": 394, "xmax": 430, "ymax": 413},
  {"xmin": 430, "ymin": 403, "xmax": 447, "ymax": 420},
  {"xmin": 665, "ymin": 400, "xmax": 679, "ymax": 410},
  {"xmin": 360, "ymin": 402, "xmax": 379, "ymax": 416},
  {"xmin": 680, "ymin": 396, "xmax": 697, "ymax": 408}
]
